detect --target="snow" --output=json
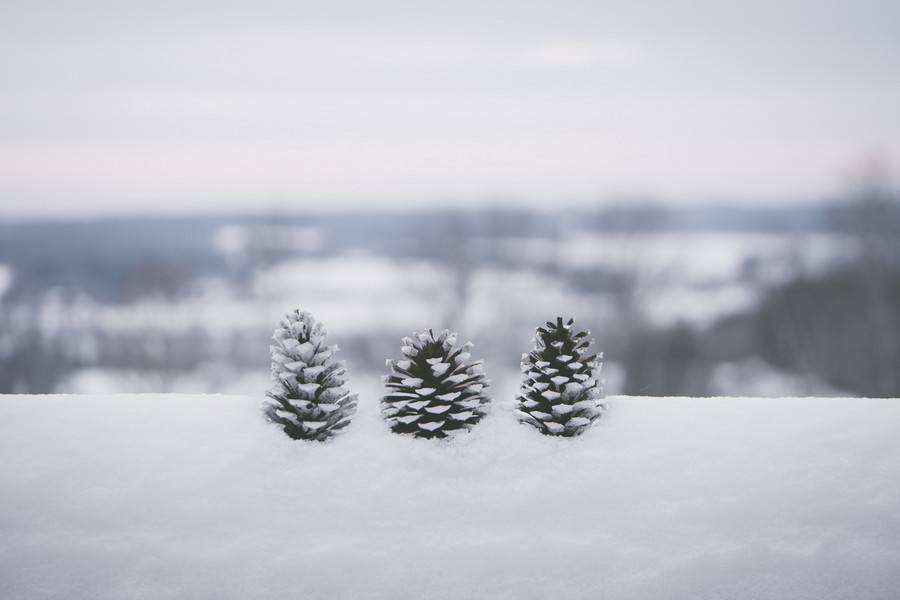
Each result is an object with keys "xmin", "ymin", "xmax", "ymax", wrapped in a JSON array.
[
  {"xmin": 554, "ymin": 232, "xmax": 851, "ymax": 286},
  {"xmin": 492, "ymin": 232, "xmax": 856, "ymax": 329},
  {"xmin": 1, "ymin": 391, "xmax": 899, "ymax": 600},
  {"xmin": 213, "ymin": 224, "xmax": 324, "ymax": 255},
  {"xmin": 708, "ymin": 358, "xmax": 848, "ymax": 397},
  {"xmin": 464, "ymin": 267, "xmax": 613, "ymax": 333},
  {"xmin": 32, "ymin": 253, "xmax": 448, "ymax": 356},
  {"xmin": 643, "ymin": 282, "xmax": 759, "ymax": 328},
  {"xmin": 253, "ymin": 254, "xmax": 447, "ymax": 330}
]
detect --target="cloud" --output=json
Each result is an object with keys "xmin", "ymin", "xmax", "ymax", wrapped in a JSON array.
[
  {"xmin": 1, "ymin": 1, "xmax": 899, "ymax": 216},
  {"xmin": 531, "ymin": 40, "xmax": 645, "ymax": 69}
]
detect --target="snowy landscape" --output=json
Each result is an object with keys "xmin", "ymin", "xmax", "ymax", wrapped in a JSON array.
[
  {"xmin": 3, "ymin": 1, "xmax": 900, "ymax": 597},
  {"xmin": 2, "ymin": 391, "xmax": 899, "ymax": 599},
  {"xmin": 3, "ymin": 203, "xmax": 895, "ymax": 399}
]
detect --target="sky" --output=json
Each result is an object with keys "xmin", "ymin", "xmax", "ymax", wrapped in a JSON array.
[{"xmin": 1, "ymin": 0, "xmax": 899, "ymax": 217}]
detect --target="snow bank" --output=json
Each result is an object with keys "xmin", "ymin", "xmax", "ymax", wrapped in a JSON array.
[{"xmin": 1, "ymin": 391, "xmax": 899, "ymax": 599}]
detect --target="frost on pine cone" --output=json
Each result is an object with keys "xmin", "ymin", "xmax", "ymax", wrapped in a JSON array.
[
  {"xmin": 382, "ymin": 329, "xmax": 490, "ymax": 439},
  {"xmin": 265, "ymin": 310, "xmax": 357, "ymax": 441},
  {"xmin": 515, "ymin": 317, "xmax": 605, "ymax": 436}
]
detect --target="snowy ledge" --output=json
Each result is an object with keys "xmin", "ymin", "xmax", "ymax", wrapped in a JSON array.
[{"xmin": 1, "ymin": 394, "xmax": 899, "ymax": 600}]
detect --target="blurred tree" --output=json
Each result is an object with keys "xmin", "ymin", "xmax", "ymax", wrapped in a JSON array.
[
  {"xmin": 414, "ymin": 211, "xmax": 475, "ymax": 329},
  {"xmin": 620, "ymin": 324, "xmax": 710, "ymax": 396},
  {"xmin": 587, "ymin": 202, "xmax": 714, "ymax": 396},
  {"xmin": 121, "ymin": 258, "xmax": 186, "ymax": 301},
  {"xmin": 829, "ymin": 159, "xmax": 900, "ymax": 267},
  {"xmin": 758, "ymin": 159, "xmax": 900, "ymax": 396}
]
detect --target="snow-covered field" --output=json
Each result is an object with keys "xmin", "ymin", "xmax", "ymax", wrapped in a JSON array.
[
  {"xmin": 2, "ymin": 229, "xmax": 859, "ymax": 396},
  {"xmin": 2, "ymin": 391, "xmax": 899, "ymax": 599}
]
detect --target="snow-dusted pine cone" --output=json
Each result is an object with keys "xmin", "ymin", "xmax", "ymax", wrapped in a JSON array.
[
  {"xmin": 382, "ymin": 329, "xmax": 490, "ymax": 439},
  {"xmin": 515, "ymin": 317, "xmax": 604, "ymax": 436},
  {"xmin": 265, "ymin": 310, "xmax": 357, "ymax": 441}
]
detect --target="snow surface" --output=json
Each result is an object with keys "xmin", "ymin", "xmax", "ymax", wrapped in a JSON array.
[{"xmin": 1, "ymin": 391, "xmax": 899, "ymax": 600}]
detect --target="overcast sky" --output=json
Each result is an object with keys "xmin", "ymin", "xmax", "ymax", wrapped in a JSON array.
[{"xmin": 1, "ymin": 0, "xmax": 899, "ymax": 217}]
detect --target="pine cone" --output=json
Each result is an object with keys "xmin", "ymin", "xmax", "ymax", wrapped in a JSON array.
[
  {"xmin": 515, "ymin": 317, "xmax": 604, "ymax": 436},
  {"xmin": 265, "ymin": 309, "xmax": 357, "ymax": 441},
  {"xmin": 382, "ymin": 329, "xmax": 490, "ymax": 439}
]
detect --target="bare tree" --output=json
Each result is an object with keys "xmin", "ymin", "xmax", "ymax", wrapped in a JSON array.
[
  {"xmin": 759, "ymin": 158, "xmax": 900, "ymax": 396},
  {"xmin": 830, "ymin": 159, "xmax": 900, "ymax": 395}
]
